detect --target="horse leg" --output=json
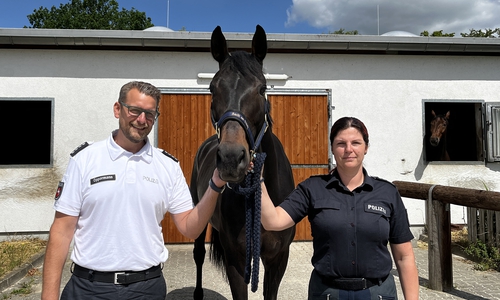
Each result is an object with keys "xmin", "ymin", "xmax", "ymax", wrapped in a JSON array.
[
  {"xmin": 220, "ymin": 235, "xmax": 249, "ymax": 300},
  {"xmin": 225, "ymin": 262, "xmax": 249, "ymax": 300},
  {"xmin": 193, "ymin": 226, "xmax": 207, "ymax": 300},
  {"xmin": 262, "ymin": 248, "xmax": 291, "ymax": 300}
]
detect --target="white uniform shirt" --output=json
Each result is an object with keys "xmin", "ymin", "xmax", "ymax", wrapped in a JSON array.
[{"xmin": 54, "ymin": 130, "xmax": 193, "ymax": 271}]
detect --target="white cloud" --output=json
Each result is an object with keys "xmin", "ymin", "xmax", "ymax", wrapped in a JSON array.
[{"xmin": 286, "ymin": 0, "xmax": 500, "ymax": 35}]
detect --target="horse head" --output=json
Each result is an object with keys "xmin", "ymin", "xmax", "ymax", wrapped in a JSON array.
[
  {"xmin": 209, "ymin": 25, "xmax": 271, "ymax": 183},
  {"xmin": 429, "ymin": 110, "xmax": 450, "ymax": 147}
]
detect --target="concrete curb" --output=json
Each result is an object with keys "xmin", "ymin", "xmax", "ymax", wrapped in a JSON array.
[{"xmin": 0, "ymin": 251, "xmax": 45, "ymax": 292}]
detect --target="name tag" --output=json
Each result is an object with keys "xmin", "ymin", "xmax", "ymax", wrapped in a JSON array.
[{"xmin": 90, "ymin": 174, "xmax": 116, "ymax": 185}]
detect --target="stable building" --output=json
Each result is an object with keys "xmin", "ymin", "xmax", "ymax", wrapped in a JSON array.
[{"xmin": 1, "ymin": 27, "xmax": 499, "ymax": 242}]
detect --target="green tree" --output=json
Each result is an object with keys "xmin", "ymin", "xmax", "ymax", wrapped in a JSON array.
[
  {"xmin": 420, "ymin": 30, "xmax": 455, "ymax": 37},
  {"xmin": 330, "ymin": 28, "xmax": 359, "ymax": 35},
  {"xmin": 26, "ymin": 0, "xmax": 154, "ymax": 30},
  {"xmin": 460, "ymin": 28, "xmax": 499, "ymax": 38}
]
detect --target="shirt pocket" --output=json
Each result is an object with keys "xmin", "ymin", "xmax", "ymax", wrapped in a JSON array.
[
  {"xmin": 310, "ymin": 197, "xmax": 342, "ymax": 239},
  {"xmin": 364, "ymin": 202, "xmax": 391, "ymax": 240},
  {"xmin": 313, "ymin": 197, "xmax": 341, "ymax": 210}
]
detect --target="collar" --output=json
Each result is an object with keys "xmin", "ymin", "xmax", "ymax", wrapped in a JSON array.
[
  {"xmin": 328, "ymin": 167, "xmax": 374, "ymax": 192},
  {"xmin": 107, "ymin": 130, "xmax": 153, "ymax": 163}
]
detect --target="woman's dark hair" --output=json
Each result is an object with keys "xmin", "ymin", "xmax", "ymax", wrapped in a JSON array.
[{"xmin": 329, "ymin": 117, "xmax": 369, "ymax": 146}]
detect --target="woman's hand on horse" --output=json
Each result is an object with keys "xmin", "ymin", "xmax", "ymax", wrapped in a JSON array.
[{"xmin": 247, "ymin": 162, "xmax": 265, "ymax": 182}]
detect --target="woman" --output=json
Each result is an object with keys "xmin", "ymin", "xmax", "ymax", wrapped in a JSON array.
[{"xmin": 259, "ymin": 117, "xmax": 419, "ymax": 300}]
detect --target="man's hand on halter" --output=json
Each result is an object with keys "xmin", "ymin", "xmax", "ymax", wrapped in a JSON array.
[{"xmin": 247, "ymin": 161, "xmax": 255, "ymax": 174}]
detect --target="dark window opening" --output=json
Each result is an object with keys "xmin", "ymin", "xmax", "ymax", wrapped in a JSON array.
[
  {"xmin": 0, "ymin": 99, "xmax": 53, "ymax": 166},
  {"xmin": 424, "ymin": 101, "xmax": 482, "ymax": 162}
]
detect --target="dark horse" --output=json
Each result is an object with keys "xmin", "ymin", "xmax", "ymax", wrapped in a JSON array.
[
  {"xmin": 190, "ymin": 25, "xmax": 296, "ymax": 300},
  {"xmin": 428, "ymin": 110, "xmax": 451, "ymax": 161}
]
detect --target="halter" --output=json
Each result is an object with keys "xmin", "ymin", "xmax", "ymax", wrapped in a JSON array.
[
  {"xmin": 210, "ymin": 102, "xmax": 270, "ymax": 292},
  {"xmin": 212, "ymin": 104, "xmax": 269, "ymax": 159}
]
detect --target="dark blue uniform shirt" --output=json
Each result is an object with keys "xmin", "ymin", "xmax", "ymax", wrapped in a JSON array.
[{"xmin": 280, "ymin": 168, "xmax": 413, "ymax": 279}]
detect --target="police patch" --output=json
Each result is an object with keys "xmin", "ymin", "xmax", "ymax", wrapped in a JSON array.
[
  {"xmin": 365, "ymin": 203, "xmax": 388, "ymax": 216},
  {"xmin": 55, "ymin": 181, "xmax": 64, "ymax": 200}
]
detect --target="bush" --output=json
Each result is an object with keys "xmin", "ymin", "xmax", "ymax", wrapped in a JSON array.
[{"xmin": 464, "ymin": 240, "xmax": 500, "ymax": 271}]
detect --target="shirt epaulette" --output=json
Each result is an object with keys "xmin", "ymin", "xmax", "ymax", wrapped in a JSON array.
[
  {"xmin": 70, "ymin": 142, "xmax": 92, "ymax": 157},
  {"xmin": 372, "ymin": 176, "xmax": 396, "ymax": 187},
  {"xmin": 160, "ymin": 149, "xmax": 178, "ymax": 162}
]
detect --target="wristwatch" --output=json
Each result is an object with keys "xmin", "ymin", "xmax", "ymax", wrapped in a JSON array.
[{"xmin": 209, "ymin": 178, "xmax": 225, "ymax": 193}]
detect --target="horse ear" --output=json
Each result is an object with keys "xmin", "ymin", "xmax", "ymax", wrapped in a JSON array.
[
  {"xmin": 211, "ymin": 26, "xmax": 230, "ymax": 66},
  {"xmin": 252, "ymin": 24, "xmax": 267, "ymax": 64},
  {"xmin": 431, "ymin": 110, "xmax": 436, "ymax": 117},
  {"xmin": 445, "ymin": 111, "xmax": 450, "ymax": 119}
]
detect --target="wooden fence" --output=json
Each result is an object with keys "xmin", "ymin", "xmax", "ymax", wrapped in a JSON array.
[
  {"xmin": 467, "ymin": 207, "xmax": 500, "ymax": 246},
  {"xmin": 393, "ymin": 181, "xmax": 500, "ymax": 292}
]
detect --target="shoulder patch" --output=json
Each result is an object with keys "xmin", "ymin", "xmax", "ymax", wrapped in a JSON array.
[
  {"xmin": 70, "ymin": 142, "xmax": 91, "ymax": 157},
  {"xmin": 372, "ymin": 176, "xmax": 396, "ymax": 187},
  {"xmin": 160, "ymin": 149, "xmax": 178, "ymax": 162}
]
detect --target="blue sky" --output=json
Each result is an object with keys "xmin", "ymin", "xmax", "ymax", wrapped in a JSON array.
[{"xmin": 1, "ymin": 0, "xmax": 500, "ymax": 36}]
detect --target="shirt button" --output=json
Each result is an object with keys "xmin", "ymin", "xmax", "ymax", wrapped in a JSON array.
[
  {"xmin": 352, "ymin": 261, "xmax": 356, "ymax": 265},
  {"xmin": 350, "ymin": 223, "xmax": 355, "ymax": 227},
  {"xmin": 351, "ymin": 241, "xmax": 355, "ymax": 246},
  {"xmin": 351, "ymin": 207, "xmax": 354, "ymax": 210}
]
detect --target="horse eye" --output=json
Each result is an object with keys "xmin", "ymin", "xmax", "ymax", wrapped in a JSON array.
[{"xmin": 259, "ymin": 86, "xmax": 266, "ymax": 95}]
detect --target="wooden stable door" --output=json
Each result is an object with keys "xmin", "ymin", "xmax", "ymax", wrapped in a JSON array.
[
  {"xmin": 157, "ymin": 93, "xmax": 329, "ymax": 243},
  {"xmin": 268, "ymin": 94, "xmax": 330, "ymax": 240}
]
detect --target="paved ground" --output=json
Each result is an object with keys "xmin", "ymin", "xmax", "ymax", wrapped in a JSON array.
[{"xmin": 2, "ymin": 241, "xmax": 500, "ymax": 299}]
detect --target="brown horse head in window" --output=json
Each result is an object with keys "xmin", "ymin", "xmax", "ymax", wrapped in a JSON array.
[{"xmin": 429, "ymin": 110, "xmax": 451, "ymax": 161}]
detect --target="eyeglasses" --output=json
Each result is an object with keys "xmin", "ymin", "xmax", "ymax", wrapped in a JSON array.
[{"xmin": 119, "ymin": 101, "xmax": 160, "ymax": 121}]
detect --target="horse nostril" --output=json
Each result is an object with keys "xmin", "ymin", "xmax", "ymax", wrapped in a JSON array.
[
  {"xmin": 216, "ymin": 149, "xmax": 222, "ymax": 164},
  {"xmin": 238, "ymin": 149, "xmax": 246, "ymax": 165}
]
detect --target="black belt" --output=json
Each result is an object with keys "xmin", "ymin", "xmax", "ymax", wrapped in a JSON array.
[
  {"xmin": 72, "ymin": 263, "xmax": 162, "ymax": 285},
  {"xmin": 320, "ymin": 274, "xmax": 389, "ymax": 291}
]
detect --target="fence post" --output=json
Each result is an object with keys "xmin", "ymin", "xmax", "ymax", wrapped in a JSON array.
[{"xmin": 427, "ymin": 185, "xmax": 453, "ymax": 291}]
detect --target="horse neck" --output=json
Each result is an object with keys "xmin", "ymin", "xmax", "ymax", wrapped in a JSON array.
[
  {"xmin": 439, "ymin": 130, "xmax": 449, "ymax": 160},
  {"xmin": 260, "ymin": 130, "xmax": 278, "ymax": 171}
]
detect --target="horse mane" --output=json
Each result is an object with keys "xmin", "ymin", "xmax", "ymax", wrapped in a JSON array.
[{"xmin": 228, "ymin": 51, "xmax": 266, "ymax": 80}]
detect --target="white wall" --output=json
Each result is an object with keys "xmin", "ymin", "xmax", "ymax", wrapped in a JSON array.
[{"xmin": 1, "ymin": 48, "xmax": 499, "ymax": 239}]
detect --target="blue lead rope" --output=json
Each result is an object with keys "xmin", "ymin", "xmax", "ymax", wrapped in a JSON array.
[{"xmin": 231, "ymin": 152, "xmax": 266, "ymax": 293}]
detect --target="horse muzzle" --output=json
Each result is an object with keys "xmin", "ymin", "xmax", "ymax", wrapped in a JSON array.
[
  {"xmin": 430, "ymin": 137, "xmax": 440, "ymax": 146},
  {"xmin": 216, "ymin": 142, "xmax": 250, "ymax": 183}
]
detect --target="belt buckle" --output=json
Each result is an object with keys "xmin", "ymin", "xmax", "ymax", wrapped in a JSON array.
[
  {"xmin": 114, "ymin": 272, "xmax": 125, "ymax": 284},
  {"xmin": 361, "ymin": 278, "xmax": 367, "ymax": 289}
]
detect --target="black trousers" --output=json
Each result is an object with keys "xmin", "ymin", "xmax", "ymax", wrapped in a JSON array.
[
  {"xmin": 61, "ymin": 273, "xmax": 166, "ymax": 300},
  {"xmin": 308, "ymin": 270, "xmax": 398, "ymax": 300}
]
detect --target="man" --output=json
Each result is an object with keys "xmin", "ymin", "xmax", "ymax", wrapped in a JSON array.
[{"xmin": 42, "ymin": 81, "xmax": 226, "ymax": 300}]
